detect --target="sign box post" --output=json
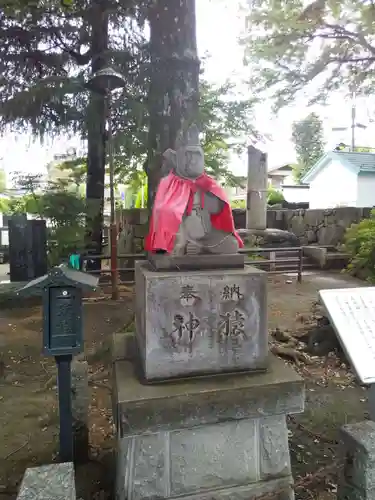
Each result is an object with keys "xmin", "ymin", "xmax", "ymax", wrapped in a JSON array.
[{"xmin": 17, "ymin": 264, "xmax": 99, "ymax": 462}]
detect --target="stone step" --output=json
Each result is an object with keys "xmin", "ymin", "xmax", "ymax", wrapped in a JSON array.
[{"xmin": 325, "ymin": 251, "xmax": 350, "ymax": 261}]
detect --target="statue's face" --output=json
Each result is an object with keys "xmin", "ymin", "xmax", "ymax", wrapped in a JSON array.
[{"xmin": 176, "ymin": 147, "xmax": 204, "ymax": 178}]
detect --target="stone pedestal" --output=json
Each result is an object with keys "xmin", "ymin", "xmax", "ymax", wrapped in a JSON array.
[
  {"xmin": 112, "ymin": 338, "xmax": 304, "ymax": 500},
  {"xmin": 338, "ymin": 421, "xmax": 375, "ymax": 500},
  {"xmin": 135, "ymin": 261, "xmax": 268, "ymax": 382}
]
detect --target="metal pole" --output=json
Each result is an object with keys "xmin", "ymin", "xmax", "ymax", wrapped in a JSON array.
[
  {"xmin": 297, "ymin": 247, "xmax": 303, "ymax": 284},
  {"xmin": 56, "ymin": 354, "xmax": 73, "ymax": 462},
  {"xmin": 106, "ymin": 92, "xmax": 119, "ymax": 300},
  {"xmin": 368, "ymin": 384, "xmax": 375, "ymax": 421},
  {"xmin": 351, "ymin": 86, "xmax": 356, "ymax": 152},
  {"xmin": 351, "ymin": 104, "xmax": 356, "ymax": 152}
]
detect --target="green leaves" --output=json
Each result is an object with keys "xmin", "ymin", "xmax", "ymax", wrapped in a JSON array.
[
  {"xmin": 292, "ymin": 112, "xmax": 325, "ymax": 181},
  {"xmin": 198, "ymin": 80, "xmax": 255, "ymax": 186},
  {"xmin": 267, "ymin": 187, "xmax": 285, "ymax": 205},
  {"xmin": 244, "ymin": 0, "xmax": 375, "ymax": 108},
  {"xmin": 8, "ymin": 171, "xmax": 96, "ymax": 265},
  {"xmin": 344, "ymin": 210, "xmax": 375, "ymax": 283},
  {"xmin": 0, "ymin": 1, "xmax": 255, "ymax": 192},
  {"xmin": 99, "ymin": 77, "xmax": 255, "ymax": 189}
]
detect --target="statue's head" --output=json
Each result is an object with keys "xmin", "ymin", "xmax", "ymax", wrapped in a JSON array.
[
  {"xmin": 160, "ymin": 124, "xmax": 204, "ymax": 179},
  {"xmin": 175, "ymin": 124, "xmax": 204, "ymax": 179}
]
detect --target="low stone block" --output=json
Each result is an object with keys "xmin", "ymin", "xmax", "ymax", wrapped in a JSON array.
[
  {"xmin": 17, "ymin": 462, "xmax": 76, "ymax": 500},
  {"xmin": 135, "ymin": 261, "xmax": 268, "ymax": 381},
  {"xmin": 337, "ymin": 482, "xmax": 375, "ymax": 500},
  {"xmin": 338, "ymin": 420, "xmax": 375, "ymax": 497},
  {"xmin": 259, "ymin": 416, "xmax": 291, "ymax": 480}
]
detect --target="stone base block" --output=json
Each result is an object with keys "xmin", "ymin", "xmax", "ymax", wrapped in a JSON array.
[
  {"xmin": 135, "ymin": 261, "xmax": 268, "ymax": 381},
  {"xmin": 338, "ymin": 420, "xmax": 375, "ymax": 500},
  {"xmin": 17, "ymin": 462, "xmax": 76, "ymax": 499},
  {"xmin": 113, "ymin": 352, "xmax": 304, "ymax": 500}
]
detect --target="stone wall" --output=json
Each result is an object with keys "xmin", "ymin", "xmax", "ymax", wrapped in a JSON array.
[
  {"xmin": 233, "ymin": 207, "xmax": 373, "ymax": 247},
  {"xmin": 117, "ymin": 207, "xmax": 373, "ymax": 250},
  {"xmin": 269, "ymin": 207, "xmax": 372, "ymax": 246},
  {"xmin": 117, "ymin": 208, "xmax": 148, "ymax": 254}
]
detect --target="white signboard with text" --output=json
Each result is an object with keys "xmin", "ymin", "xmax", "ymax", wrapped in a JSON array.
[{"xmin": 319, "ymin": 287, "xmax": 375, "ymax": 385}]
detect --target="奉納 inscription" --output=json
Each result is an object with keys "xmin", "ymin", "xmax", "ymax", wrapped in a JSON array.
[
  {"xmin": 221, "ymin": 285, "xmax": 244, "ymax": 301},
  {"xmin": 180, "ymin": 285, "xmax": 198, "ymax": 306},
  {"xmin": 218, "ymin": 309, "xmax": 246, "ymax": 341},
  {"xmin": 169, "ymin": 312, "xmax": 200, "ymax": 348}
]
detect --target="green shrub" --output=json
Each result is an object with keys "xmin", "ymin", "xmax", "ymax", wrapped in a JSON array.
[
  {"xmin": 231, "ymin": 199, "xmax": 246, "ymax": 209},
  {"xmin": 267, "ymin": 188, "xmax": 284, "ymax": 205},
  {"xmin": 135, "ymin": 183, "xmax": 148, "ymax": 208},
  {"xmin": 344, "ymin": 209, "xmax": 375, "ymax": 282}
]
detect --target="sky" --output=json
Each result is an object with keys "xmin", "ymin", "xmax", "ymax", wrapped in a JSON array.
[{"xmin": 1, "ymin": 0, "xmax": 375, "ymax": 182}]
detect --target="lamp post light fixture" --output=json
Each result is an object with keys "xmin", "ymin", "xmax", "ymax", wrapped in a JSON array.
[{"xmin": 85, "ymin": 67, "xmax": 126, "ymax": 300}]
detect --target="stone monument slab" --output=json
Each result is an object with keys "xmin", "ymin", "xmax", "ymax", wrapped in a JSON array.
[
  {"xmin": 30, "ymin": 219, "xmax": 48, "ymax": 278},
  {"xmin": 9, "ymin": 214, "xmax": 32, "ymax": 282},
  {"xmin": 113, "ymin": 350, "xmax": 304, "ymax": 500},
  {"xmin": 135, "ymin": 261, "xmax": 268, "ymax": 382},
  {"xmin": 319, "ymin": 287, "xmax": 375, "ymax": 384}
]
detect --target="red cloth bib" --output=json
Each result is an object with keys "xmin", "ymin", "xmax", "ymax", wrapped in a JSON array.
[{"xmin": 145, "ymin": 172, "xmax": 243, "ymax": 253}]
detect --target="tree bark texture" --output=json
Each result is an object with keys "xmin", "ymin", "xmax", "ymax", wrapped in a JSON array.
[
  {"xmin": 85, "ymin": 0, "xmax": 108, "ymax": 270},
  {"xmin": 146, "ymin": 0, "xmax": 200, "ymax": 207}
]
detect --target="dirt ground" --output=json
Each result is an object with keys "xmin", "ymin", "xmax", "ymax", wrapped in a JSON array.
[{"xmin": 0, "ymin": 271, "xmax": 369, "ymax": 499}]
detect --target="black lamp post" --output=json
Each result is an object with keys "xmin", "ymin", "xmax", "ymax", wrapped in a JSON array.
[{"xmin": 85, "ymin": 67, "xmax": 126, "ymax": 300}]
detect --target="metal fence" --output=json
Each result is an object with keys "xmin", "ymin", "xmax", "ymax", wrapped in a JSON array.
[{"xmin": 81, "ymin": 246, "xmax": 305, "ymax": 284}]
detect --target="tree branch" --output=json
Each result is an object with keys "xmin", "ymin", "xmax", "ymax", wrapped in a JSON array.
[{"xmin": 323, "ymin": 22, "xmax": 375, "ymax": 56}]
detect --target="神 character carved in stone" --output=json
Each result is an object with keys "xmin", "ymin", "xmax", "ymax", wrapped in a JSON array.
[{"xmin": 145, "ymin": 124, "xmax": 244, "ymax": 255}]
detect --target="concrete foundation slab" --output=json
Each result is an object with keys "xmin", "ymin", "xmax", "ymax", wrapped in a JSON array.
[{"xmin": 135, "ymin": 261, "xmax": 268, "ymax": 381}]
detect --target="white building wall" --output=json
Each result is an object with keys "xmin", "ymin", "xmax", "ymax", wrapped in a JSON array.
[
  {"xmin": 357, "ymin": 174, "xmax": 375, "ymax": 207},
  {"xmin": 281, "ymin": 186, "xmax": 310, "ymax": 203},
  {"xmin": 282, "ymin": 173, "xmax": 295, "ymax": 185},
  {"xmin": 308, "ymin": 159, "xmax": 358, "ymax": 208},
  {"xmin": 269, "ymin": 176, "xmax": 283, "ymax": 189}
]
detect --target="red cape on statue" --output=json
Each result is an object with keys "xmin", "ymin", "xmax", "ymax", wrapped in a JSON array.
[{"xmin": 145, "ymin": 171, "xmax": 244, "ymax": 253}]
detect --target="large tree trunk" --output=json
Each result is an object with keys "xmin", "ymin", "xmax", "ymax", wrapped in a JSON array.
[
  {"xmin": 85, "ymin": 1, "xmax": 108, "ymax": 270},
  {"xmin": 146, "ymin": 0, "xmax": 200, "ymax": 208}
]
